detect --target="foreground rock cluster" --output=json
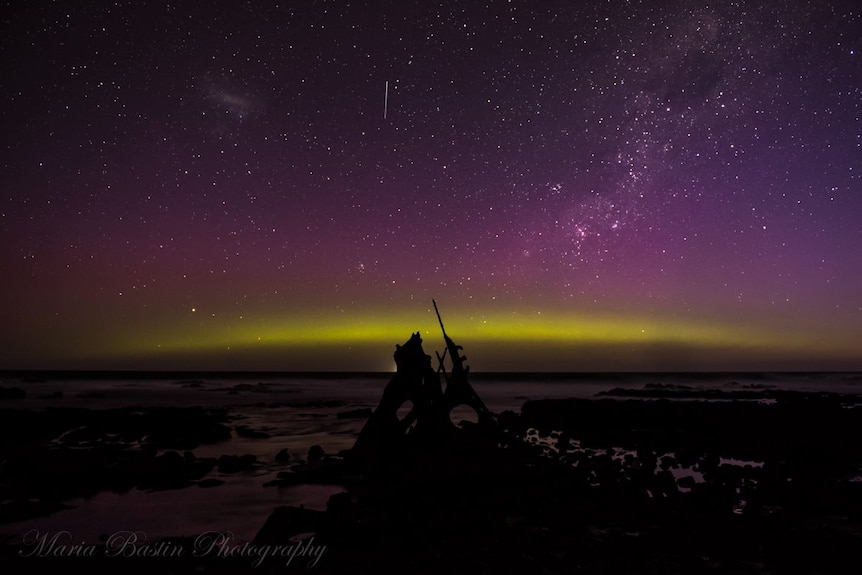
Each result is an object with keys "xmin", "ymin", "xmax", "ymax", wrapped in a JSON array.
[
  {"xmin": 256, "ymin": 336, "xmax": 862, "ymax": 574},
  {"xmin": 256, "ymin": 393, "xmax": 862, "ymax": 574},
  {"xmin": 0, "ymin": 406, "xmax": 241, "ymax": 523}
]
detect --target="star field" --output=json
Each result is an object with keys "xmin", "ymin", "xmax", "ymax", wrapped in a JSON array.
[{"xmin": 1, "ymin": 1, "xmax": 861, "ymax": 371}]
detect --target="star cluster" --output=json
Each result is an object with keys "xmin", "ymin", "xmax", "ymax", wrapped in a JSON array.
[{"xmin": 1, "ymin": 1, "xmax": 860, "ymax": 371}]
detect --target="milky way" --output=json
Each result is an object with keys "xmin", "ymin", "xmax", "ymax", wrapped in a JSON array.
[{"xmin": 1, "ymin": 1, "xmax": 860, "ymax": 371}]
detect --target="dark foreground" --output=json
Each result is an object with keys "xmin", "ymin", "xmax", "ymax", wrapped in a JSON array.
[{"xmin": 2, "ymin": 383, "xmax": 862, "ymax": 574}]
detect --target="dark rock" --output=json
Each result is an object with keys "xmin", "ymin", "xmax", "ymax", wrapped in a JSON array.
[
  {"xmin": 655, "ymin": 469, "xmax": 678, "ymax": 494},
  {"xmin": 308, "ymin": 445, "xmax": 325, "ymax": 462},
  {"xmin": 496, "ymin": 409, "xmax": 524, "ymax": 436},
  {"xmin": 0, "ymin": 499, "xmax": 72, "ymax": 522},
  {"xmin": 677, "ymin": 475, "xmax": 697, "ymax": 489},
  {"xmin": 0, "ymin": 386, "xmax": 26, "ymax": 400},
  {"xmin": 275, "ymin": 448, "xmax": 291, "ymax": 463},
  {"xmin": 217, "ymin": 454, "xmax": 258, "ymax": 473},
  {"xmin": 0, "ymin": 406, "xmax": 233, "ymax": 522},
  {"xmin": 180, "ymin": 381, "xmax": 205, "ymax": 388},
  {"xmin": 136, "ymin": 451, "xmax": 216, "ymax": 491},
  {"xmin": 253, "ymin": 506, "xmax": 326, "ymax": 545},
  {"xmin": 229, "ymin": 383, "xmax": 256, "ymax": 392}
]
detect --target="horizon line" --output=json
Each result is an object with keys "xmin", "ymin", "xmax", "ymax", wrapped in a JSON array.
[{"xmin": 3, "ymin": 368, "xmax": 861, "ymax": 380}]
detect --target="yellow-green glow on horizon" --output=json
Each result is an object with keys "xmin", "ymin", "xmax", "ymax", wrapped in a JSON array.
[{"xmin": 83, "ymin": 305, "xmax": 862, "ymax": 371}]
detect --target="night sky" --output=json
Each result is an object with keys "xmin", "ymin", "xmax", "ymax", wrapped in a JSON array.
[{"xmin": 2, "ymin": 1, "xmax": 860, "ymax": 372}]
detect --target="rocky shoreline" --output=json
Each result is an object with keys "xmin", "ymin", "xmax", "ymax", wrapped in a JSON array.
[{"xmin": 2, "ymin": 382, "xmax": 861, "ymax": 574}]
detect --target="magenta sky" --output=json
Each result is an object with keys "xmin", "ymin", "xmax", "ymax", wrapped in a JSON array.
[{"xmin": 2, "ymin": 1, "xmax": 861, "ymax": 372}]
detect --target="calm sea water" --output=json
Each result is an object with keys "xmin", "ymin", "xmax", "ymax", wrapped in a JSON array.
[
  {"xmin": 2, "ymin": 371, "xmax": 861, "ymax": 545},
  {"xmin": 9, "ymin": 370, "xmax": 862, "ymax": 410}
]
